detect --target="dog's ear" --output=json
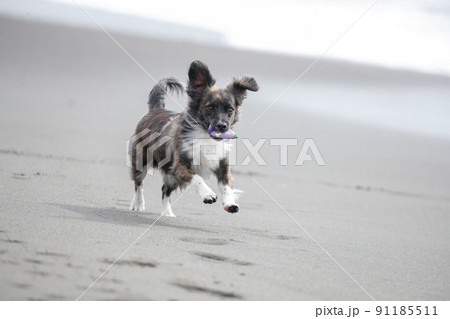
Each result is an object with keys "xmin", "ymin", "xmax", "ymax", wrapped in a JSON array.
[
  {"xmin": 187, "ymin": 60, "xmax": 215, "ymax": 98},
  {"xmin": 227, "ymin": 76, "xmax": 259, "ymax": 106}
]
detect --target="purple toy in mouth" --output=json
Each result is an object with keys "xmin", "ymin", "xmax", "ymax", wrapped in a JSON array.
[{"xmin": 208, "ymin": 124, "xmax": 238, "ymax": 139}]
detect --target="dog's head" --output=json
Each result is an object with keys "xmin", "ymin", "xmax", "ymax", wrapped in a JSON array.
[{"xmin": 186, "ymin": 60, "xmax": 259, "ymax": 133}]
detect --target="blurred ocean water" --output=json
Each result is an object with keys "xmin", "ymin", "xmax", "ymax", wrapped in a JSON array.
[
  {"xmin": 1, "ymin": 0, "xmax": 449, "ymax": 139},
  {"xmin": 1, "ymin": 0, "xmax": 450, "ymax": 76}
]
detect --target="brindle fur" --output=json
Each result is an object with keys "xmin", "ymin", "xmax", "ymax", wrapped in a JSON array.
[{"xmin": 130, "ymin": 60, "xmax": 259, "ymax": 214}]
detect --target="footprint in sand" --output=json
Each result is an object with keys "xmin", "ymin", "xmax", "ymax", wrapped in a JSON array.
[
  {"xmin": 179, "ymin": 237, "xmax": 231, "ymax": 246},
  {"xmin": 172, "ymin": 282, "xmax": 243, "ymax": 300},
  {"xmin": 191, "ymin": 251, "xmax": 253, "ymax": 266}
]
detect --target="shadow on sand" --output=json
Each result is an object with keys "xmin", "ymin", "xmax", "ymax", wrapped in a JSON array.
[{"xmin": 47, "ymin": 203, "xmax": 216, "ymax": 234}]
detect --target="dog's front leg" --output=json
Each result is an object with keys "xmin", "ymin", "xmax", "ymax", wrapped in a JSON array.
[
  {"xmin": 191, "ymin": 175, "xmax": 218, "ymax": 204},
  {"xmin": 175, "ymin": 164, "xmax": 217, "ymax": 204},
  {"xmin": 215, "ymin": 159, "xmax": 239, "ymax": 213}
]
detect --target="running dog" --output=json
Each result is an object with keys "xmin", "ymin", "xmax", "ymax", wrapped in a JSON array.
[{"xmin": 129, "ymin": 60, "xmax": 259, "ymax": 217}]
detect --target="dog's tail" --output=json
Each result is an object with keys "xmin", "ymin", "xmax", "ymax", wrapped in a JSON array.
[{"xmin": 148, "ymin": 77, "xmax": 184, "ymax": 111}]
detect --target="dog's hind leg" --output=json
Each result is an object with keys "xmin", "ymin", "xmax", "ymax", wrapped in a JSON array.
[
  {"xmin": 161, "ymin": 174, "xmax": 177, "ymax": 217},
  {"xmin": 130, "ymin": 181, "xmax": 145, "ymax": 212},
  {"xmin": 130, "ymin": 136, "xmax": 150, "ymax": 212},
  {"xmin": 130, "ymin": 164, "xmax": 148, "ymax": 212},
  {"xmin": 161, "ymin": 175, "xmax": 178, "ymax": 217}
]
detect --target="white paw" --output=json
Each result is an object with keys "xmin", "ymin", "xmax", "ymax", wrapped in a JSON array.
[
  {"xmin": 191, "ymin": 175, "xmax": 217, "ymax": 205},
  {"xmin": 224, "ymin": 203, "xmax": 239, "ymax": 213},
  {"xmin": 162, "ymin": 196, "xmax": 176, "ymax": 217},
  {"xmin": 130, "ymin": 193, "xmax": 145, "ymax": 212},
  {"xmin": 161, "ymin": 210, "xmax": 176, "ymax": 217},
  {"xmin": 202, "ymin": 192, "xmax": 218, "ymax": 204},
  {"xmin": 219, "ymin": 183, "xmax": 239, "ymax": 213}
]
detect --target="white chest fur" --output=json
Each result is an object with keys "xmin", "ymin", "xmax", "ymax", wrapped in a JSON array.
[{"xmin": 181, "ymin": 126, "xmax": 232, "ymax": 177}]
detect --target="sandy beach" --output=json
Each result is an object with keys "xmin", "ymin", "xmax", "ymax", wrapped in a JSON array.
[{"xmin": 1, "ymin": 15, "xmax": 450, "ymax": 300}]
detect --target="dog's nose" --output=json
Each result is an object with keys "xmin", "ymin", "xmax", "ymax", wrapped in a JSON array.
[{"xmin": 216, "ymin": 123, "xmax": 227, "ymax": 132}]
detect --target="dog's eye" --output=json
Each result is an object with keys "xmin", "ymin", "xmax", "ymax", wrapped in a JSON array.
[
  {"xmin": 207, "ymin": 105, "xmax": 214, "ymax": 111},
  {"xmin": 227, "ymin": 107, "xmax": 234, "ymax": 113}
]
